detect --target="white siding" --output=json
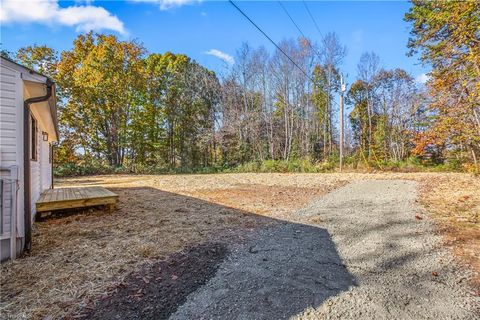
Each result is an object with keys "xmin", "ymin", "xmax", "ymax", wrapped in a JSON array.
[
  {"xmin": 30, "ymin": 118, "xmax": 47, "ymax": 219},
  {"xmin": 1, "ymin": 64, "xmax": 18, "ymax": 168},
  {"xmin": 1, "ymin": 57, "xmax": 57, "ymax": 260},
  {"xmin": 0, "ymin": 63, "xmax": 22, "ymax": 240},
  {"xmin": 29, "ymin": 113, "xmax": 53, "ymax": 220},
  {"xmin": 40, "ymin": 140, "xmax": 51, "ymax": 191},
  {"xmin": 29, "ymin": 109, "xmax": 53, "ymax": 220},
  {"xmin": 31, "ymin": 138, "xmax": 40, "ymax": 219}
]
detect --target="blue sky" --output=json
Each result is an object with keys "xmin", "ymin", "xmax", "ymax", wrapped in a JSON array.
[{"xmin": 1, "ymin": 0, "xmax": 429, "ymax": 85}]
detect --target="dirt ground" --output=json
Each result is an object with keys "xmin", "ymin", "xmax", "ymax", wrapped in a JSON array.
[
  {"xmin": 0, "ymin": 172, "xmax": 478, "ymax": 319},
  {"xmin": 173, "ymin": 180, "xmax": 478, "ymax": 319}
]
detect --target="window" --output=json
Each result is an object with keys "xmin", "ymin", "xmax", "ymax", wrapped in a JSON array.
[{"xmin": 30, "ymin": 115, "xmax": 37, "ymax": 161}]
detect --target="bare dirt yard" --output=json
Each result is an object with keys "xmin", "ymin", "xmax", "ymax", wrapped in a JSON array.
[{"xmin": 1, "ymin": 173, "xmax": 479, "ymax": 319}]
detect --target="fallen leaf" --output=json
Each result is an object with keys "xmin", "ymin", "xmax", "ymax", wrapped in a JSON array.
[
  {"xmin": 432, "ymin": 272, "xmax": 438, "ymax": 277},
  {"xmin": 171, "ymin": 275, "xmax": 178, "ymax": 280},
  {"xmin": 415, "ymin": 215, "xmax": 423, "ymax": 220}
]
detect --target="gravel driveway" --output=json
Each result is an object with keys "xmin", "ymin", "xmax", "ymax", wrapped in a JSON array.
[{"xmin": 171, "ymin": 180, "xmax": 479, "ymax": 319}]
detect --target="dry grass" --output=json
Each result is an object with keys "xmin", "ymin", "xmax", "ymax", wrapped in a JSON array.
[
  {"xmin": 0, "ymin": 173, "xmax": 344, "ymax": 319},
  {"xmin": 416, "ymin": 174, "xmax": 480, "ymax": 288},
  {"xmin": 1, "ymin": 172, "xmax": 478, "ymax": 319}
]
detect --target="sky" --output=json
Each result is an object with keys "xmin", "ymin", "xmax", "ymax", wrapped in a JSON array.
[{"xmin": 0, "ymin": 0, "xmax": 429, "ymax": 85}]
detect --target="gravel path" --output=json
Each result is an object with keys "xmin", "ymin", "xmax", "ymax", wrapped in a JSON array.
[{"xmin": 171, "ymin": 180, "xmax": 479, "ymax": 319}]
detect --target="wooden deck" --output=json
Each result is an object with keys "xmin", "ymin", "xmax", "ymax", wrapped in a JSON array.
[{"xmin": 36, "ymin": 186, "xmax": 118, "ymax": 213}]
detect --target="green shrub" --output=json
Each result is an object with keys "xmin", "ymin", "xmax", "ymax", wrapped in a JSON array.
[
  {"xmin": 232, "ymin": 159, "xmax": 327, "ymax": 173},
  {"xmin": 235, "ymin": 160, "xmax": 262, "ymax": 172},
  {"xmin": 55, "ymin": 154, "xmax": 472, "ymax": 178}
]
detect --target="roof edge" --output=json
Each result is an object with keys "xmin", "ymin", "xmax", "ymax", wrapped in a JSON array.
[{"xmin": 1, "ymin": 56, "xmax": 54, "ymax": 83}]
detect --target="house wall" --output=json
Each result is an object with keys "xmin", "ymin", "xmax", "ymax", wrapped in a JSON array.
[
  {"xmin": 0, "ymin": 61, "xmax": 24, "ymax": 260},
  {"xmin": 28, "ymin": 110, "xmax": 52, "ymax": 219},
  {"xmin": 30, "ymin": 116, "xmax": 41, "ymax": 218},
  {"xmin": 0, "ymin": 57, "xmax": 55, "ymax": 261},
  {"xmin": 24, "ymin": 78, "xmax": 55, "ymax": 223},
  {"xmin": 40, "ymin": 136, "xmax": 52, "ymax": 191}
]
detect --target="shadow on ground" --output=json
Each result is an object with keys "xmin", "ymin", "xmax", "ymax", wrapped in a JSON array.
[
  {"xmin": 170, "ymin": 223, "xmax": 356, "ymax": 320},
  {"xmin": 65, "ymin": 186, "xmax": 356, "ymax": 320},
  {"xmin": 81, "ymin": 242, "xmax": 229, "ymax": 320}
]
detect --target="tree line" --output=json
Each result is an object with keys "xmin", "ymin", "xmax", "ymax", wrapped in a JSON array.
[{"xmin": 3, "ymin": 1, "xmax": 478, "ymax": 173}]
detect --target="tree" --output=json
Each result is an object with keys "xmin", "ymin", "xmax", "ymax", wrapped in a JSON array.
[
  {"xmin": 0, "ymin": 45, "xmax": 15, "ymax": 60},
  {"xmin": 135, "ymin": 52, "xmax": 220, "ymax": 169},
  {"xmin": 217, "ymin": 36, "xmax": 345, "ymax": 165},
  {"xmin": 12, "ymin": 30, "xmax": 447, "ymax": 173},
  {"xmin": 357, "ymin": 52, "xmax": 380, "ymax": 157},
  {"xmin": 57, "ymin": 32, "xmax": 146, "ymax": 167},
  {"xmin": 320, "ymin": 32, "xmax": 347, "ymax": 155},
  {"xmin": 312, "ymin": 65, "xmax": 329, "ymax": 159},
  {"xmin": 13, "ymin": 45, "xmax": 81, "ymax": 166},
  {"xmin": 18, "ymin": 34, "xmax": 220, "ymax": 171},
  {"xmin": 347, "ymin": 79, "xmax": 370, "ymax": 159},
  {"xmin": 374, "ymin": 68, "xmax": 419, "ymax": 161},
  {"xmin": 16, "ymin": 45, "xmax": 59, "ymax": 79},
  {"xmin": 405, "ymin": 0, "xmax": 480, "ymax": 167},
  {"xmin": 348, "ymin": 55, "xmax": 423, "ymax": 166}
]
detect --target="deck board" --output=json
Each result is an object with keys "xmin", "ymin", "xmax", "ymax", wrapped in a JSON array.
[{"xmin": 36, "ymin": 187, "xmax": 118, "ymax": 212}]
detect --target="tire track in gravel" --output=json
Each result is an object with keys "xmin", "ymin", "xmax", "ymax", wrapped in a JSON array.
[{"xmin": 171, "ymin": 180, "xmax": 479, "ymax": 320}]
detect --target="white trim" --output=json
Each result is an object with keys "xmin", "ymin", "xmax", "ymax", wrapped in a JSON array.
[
  {"xmin": 20, "ymin": 71, "xmax": 48, "ymax": 84},
  {"xmin": 1, "ymin": 57, "xmax": 49, "ymax": 84}
]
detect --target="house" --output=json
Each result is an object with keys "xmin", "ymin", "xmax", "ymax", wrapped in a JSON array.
[{"xmin": 0, "ymin": 56, "xmax": 58, "ymax": 261}]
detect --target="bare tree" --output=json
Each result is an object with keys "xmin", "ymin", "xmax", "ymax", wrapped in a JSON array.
[
  {"xmin": 357, "ymin": 51, "xmax": 380, "ymax": 157},
  {"xmin": 321, "ymin": 32, "xmax": 347, "ymax": 155}
]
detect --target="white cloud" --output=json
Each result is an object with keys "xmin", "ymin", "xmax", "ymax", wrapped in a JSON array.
[
  {"xmin": 131, "ymin": 0, "xmax": 201, "ymax": 11},
  {"xmin": 415, "ymin": 73, "xmax": 430, "ymax": 84},
  {"xmin": 0, "ymin": 0, "xmax": 126, "ymax": 34},
  {"xmin": 205, "ymin": 49, "xmax": 234, "ymax": 65}
]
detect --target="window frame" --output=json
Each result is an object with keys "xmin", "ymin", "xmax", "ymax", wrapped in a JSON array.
[{"xmin": 30, "ymin": 115, "xmax": 38, "ymax": 161}]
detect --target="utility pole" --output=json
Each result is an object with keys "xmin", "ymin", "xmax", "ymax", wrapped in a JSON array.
[{"xmin": 340, "ymin": 75, "xmax": 346, "ymax": 172}]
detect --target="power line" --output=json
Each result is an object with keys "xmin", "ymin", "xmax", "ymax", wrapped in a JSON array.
[
  {"xmin": 277, "ymin": 1, "xmax": 323, "ymax": 62},
  {"xmin": 302, "ymin": 0, "xmax": 324, "ymax": 41},
  {"xmin": 228, "ymin": 0, "xmax": 312, "ymax": 81},
  {"xmin": 277, "ymin": 1, "xmax": 307, "ymax": 39}
]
